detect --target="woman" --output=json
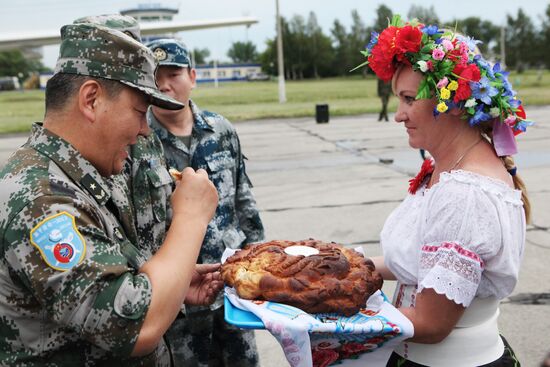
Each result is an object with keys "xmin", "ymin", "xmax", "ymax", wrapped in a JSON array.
[{"xmin": 360, "ymin": 16, "xmax": 533, "ymax": 366}]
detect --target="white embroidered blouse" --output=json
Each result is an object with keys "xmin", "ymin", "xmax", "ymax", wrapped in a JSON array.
[{"xmin": 380, "ymin": 170, "xmax": 526, "ymax": 307}]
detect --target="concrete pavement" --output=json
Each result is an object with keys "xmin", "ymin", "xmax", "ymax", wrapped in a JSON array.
[{"xmin": 1, "ymin": 108, "xmax": 549, "ymax": 366}]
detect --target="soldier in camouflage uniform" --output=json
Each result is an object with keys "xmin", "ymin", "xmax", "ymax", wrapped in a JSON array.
[
  {"xmin": 144, "ymin": 38, "xmax": 264, "ymax": 367},
  {"xmin": 73, "ymin": 15, "xmax": 174, "ymax": 257},
  {"xmin": 0, "ymin": 23, "xmax": 221, "ymax": 366}
]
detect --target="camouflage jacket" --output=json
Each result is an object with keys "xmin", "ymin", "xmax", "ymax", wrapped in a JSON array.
[
  {"xmin": 0, "ymin": 124, "xmax": 169, "ymax": 366},
  {"xmin": 124, "ymin": 134, "xmax": 172, "ymax": 256},
  {"xmin": 148, "ymin": 100, "xmax": 264, "ymax": 264}
]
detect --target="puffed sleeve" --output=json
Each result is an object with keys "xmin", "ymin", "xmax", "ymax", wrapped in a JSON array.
[
  {"xmin": 3, "ymin": 194, "xmax": 151, "ymax": 358},
  {"xmin": 417, "ymin": 178, "xmax": 505, "ymax": 307}
]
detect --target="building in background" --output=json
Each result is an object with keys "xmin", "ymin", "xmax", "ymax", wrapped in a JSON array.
[
  {"xmin": 38, "ymin": 3, "xmax": 265, "ymax": 88},
  {"xmin": 120, "ymin": 3, "xmax": 179, "ymax": 44}
]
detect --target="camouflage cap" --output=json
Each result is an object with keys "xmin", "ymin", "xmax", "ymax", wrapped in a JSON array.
[
  {"xmin": 54, "ymin": 23, "xmax": 183, "ymax": 110},
  {"xmin": 73, "ymin": 14, "xmax": 141, "ymax": 42},
  {"xmin": 147, "ymin": 38, "xmax": 192, "ymax": 68}
]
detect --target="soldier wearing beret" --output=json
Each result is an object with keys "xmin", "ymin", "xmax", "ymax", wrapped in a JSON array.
[
  {"xmin": 0, "ymin": 23, "xmax": 221, "ymax": 365},
  {"xmin": 145, "ymin": 38, "xmax": 264, "ymax": 367}
]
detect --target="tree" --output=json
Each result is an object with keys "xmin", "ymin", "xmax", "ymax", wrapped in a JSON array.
[
  {"xmin": 227, "ymin": 41, "xmax": 258, "ymax": 63},
  {"xmin": 540, "ymin": 4, "xmax": 550, "ymax": 69},
  {"xmin": 287, "ymin": 15, "xmax": 308, "ymax": 79},
  {"xmin": 331, "ymin": 19, "xmax": 352, "ymax": 76},
  {"xmin": 348, "ymin": 10, "xmax": 369, "ymax": 74},
  {"xmin": 192, "ymin": 48, "xmax": 210, "ymax": 65},
  {"xmin": 259, "ymin": 38, "xmax": 277, "ymax": 75},
  {"xmin": 305, "ymin": 12, "xmax": 334, "ymax": 78},
  {"xmin": 373, "ymin": 5, "xmax": 393, "ymax": 32},
  {"xmin": 0, "ymin": 50, "xmax": 49, "ymax": 80},
  {"xmin": 407, "ymin": 5, "xmax": 439, "ymax": 25},
  {"xmin": 505, "ymin": 8, "xmax": 538, "ymax": 71}
]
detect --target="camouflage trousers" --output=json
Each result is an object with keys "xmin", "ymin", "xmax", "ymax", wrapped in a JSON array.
[{"xmin": 164, "ymin": 306, "xmax": 259, "ymax": 367}]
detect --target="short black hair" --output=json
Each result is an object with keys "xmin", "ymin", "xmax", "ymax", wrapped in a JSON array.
[{"xmin": 45, "ymin": 73, "xmax": 125, "ymax": 112}]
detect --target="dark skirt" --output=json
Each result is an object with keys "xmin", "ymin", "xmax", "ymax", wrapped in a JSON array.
[{"xmin": 386, "ymin": 336, "xmax": 520, "ymax": 367}]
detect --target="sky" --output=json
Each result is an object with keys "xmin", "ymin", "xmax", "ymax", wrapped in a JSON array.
[{"xmin": 0, "ymin": 0, "xmax": 548, "ymax": 68}]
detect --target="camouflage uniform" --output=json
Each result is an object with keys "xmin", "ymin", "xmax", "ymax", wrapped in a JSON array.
[
  {"xmin": 0, "ymin": 124, "xmax": 170, "ymax": 366},
  {"xmin": 72, "ymin": 15, "xmax": 173, "ymax": 258},
  {"xmin": 145, "ymin": 39, "xmax": 264, "ymax": 367},
  {"xmin": 0, "ymin": 23, "xmax": 183, "ymax": 366},
  {"xmin": 127, "ymin": 134, "xmax": 173, "ymax": 255},
  {"xmin": 149, "ymin": 101, "xmax": 264, "ymax": 259}
]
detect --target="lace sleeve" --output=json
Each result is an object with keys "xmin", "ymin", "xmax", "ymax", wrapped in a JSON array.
[{"xmin": 417, "ymin": 177, "xmax": 503, "ymax": 306}]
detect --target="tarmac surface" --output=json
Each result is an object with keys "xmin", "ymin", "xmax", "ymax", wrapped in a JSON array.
[{"xmin": 1, "ymin": 108, "xmax": 549, "ymax": 366}]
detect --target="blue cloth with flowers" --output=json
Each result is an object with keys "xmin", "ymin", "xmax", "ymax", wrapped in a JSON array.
[{"xmin": 222, "ymin": 249, "xmax": 413, "ymax": 367}]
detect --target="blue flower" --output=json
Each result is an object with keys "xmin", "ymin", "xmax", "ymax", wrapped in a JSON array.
[
  {"xmin": 366, "ymin": 31, "xmax": 379, "ymax": 52},
  {"xmin": 469, "ymin": 106, "xmax": 492, "ymax": 125},
  {"xmin": 500, "ymin": 74, "xmax": 516, "ymax": 97},
  {"xmin": 456, "ymin": 35, "xmax": 482, "ymax": 52},
  {"xmin": 471, "ymin": 77, "xmax": 499, "ymax": 105},
  {"xmin": 422, "ymin": 25, "xmax": 440, "ymax": 36},
  {"xmin": 475, "ymin": 56, "xmax": 495, "ymax": 79},
  {"xmin": 509, "ymin": 98, "xmax": 521, "ymax": 108},
  {"xmin": 515, "ymin": 119, "xmax": 534, "ymax": 132}
]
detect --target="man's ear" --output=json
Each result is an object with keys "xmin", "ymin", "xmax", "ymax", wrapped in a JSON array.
[
  {"xmin": 78, "ymin": 80, "xmax": 102, "ymax": 122},
  {"xmin": 189, "ymin": 68, "xmax": 197, "ymax": 89}
]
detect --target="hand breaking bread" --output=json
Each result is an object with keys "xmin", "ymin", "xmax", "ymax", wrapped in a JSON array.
[
  {"xmin": 221, "ymin": 239, "xmax": 383, "ymax": 316},
  {"xmin": 169, "ymin": 168, "xmax": 182, "ymax": 181}
]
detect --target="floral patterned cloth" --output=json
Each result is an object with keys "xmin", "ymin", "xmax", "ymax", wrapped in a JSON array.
[{"xmin": 222, "ymin": 249, "xmax": 413, "ymax": 367}]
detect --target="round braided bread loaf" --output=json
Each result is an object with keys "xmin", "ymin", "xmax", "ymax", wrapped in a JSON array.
[{"xmin": 221, "ymin": 239, "xmax": 383, "ymax": 316}]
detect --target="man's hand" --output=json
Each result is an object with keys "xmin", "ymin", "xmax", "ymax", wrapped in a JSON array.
[
  {"xmin": 171, "ymin": 168, "xmax": 218, "ymax": 228},
  {"xmin": 184, "ymin": 263, "xmax": 224, "ymax": 305}
]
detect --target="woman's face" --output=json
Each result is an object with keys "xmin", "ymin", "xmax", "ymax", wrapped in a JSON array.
[{"xmin": 393, "ymin": 66, "xmax": 447, "ymax": 151}]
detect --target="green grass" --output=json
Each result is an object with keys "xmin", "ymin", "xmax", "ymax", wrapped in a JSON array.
[
  {"xmin": 0, "ymin": 90, "xmax": 45, "ymax": 134},
  {"xmin": 1, "ymin": 71, "xmax": 549, "ymax": 134}
]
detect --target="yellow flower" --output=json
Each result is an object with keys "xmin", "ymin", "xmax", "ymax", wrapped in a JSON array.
[
  {"xmin": 440, "ymin": 87, "xmax": 451, "ymax": 100},
  {"xmin": 437, "ymin": 102, "xmax": 448, "ymax": 113},
  {"xmin": 448, "ymin": 80, "xmax": 458, "ymax": 91}
]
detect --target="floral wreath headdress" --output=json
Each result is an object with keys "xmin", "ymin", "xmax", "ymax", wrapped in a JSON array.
[{"xmin": 356, "ymin": 15, "xmax": 534, "ymax": 156}]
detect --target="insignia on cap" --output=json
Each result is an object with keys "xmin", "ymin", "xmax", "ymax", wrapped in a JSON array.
[
  {"xmin": 153, "ymin": 47, "xmax": 167, "ymax": 61},
  {"xmin": 30, "ymin": 212, "xmax": 87, "ymax": 271}
]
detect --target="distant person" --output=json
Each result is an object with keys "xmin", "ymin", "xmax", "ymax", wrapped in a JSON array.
[
  {"xmin": 541, "ymin": 352, "xmax": 550, "ymax": 367},
  {"xmin": 359, "ymin": 16, "xmax": 533, "ymax": 366},
  {"xmin": 145, "ymin": 38, "xmax": 265, "ymax": 367},
  {"xmin": 0, "ymin": 23, "xmax": 221, "ymax": 364},
  {"xmin": 377, "ymin": 78, "xmax": 392, "ymax": 121}
]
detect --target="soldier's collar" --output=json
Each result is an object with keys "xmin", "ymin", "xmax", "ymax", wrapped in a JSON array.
[
  {"xmin": 189, "ymin": 100, "xmax": 214, "ymax": 132},
  {"xmin": 30, "ymin": 123, "xmax": 112, "ymax": 205}
]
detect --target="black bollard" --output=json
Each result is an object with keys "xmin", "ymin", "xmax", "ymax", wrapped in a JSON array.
[{"xmin": 315, "ymin": 104, "xmax": 329, "ymax": 123}]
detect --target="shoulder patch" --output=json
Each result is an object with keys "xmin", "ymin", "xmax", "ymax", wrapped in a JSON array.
[{"xmin": 30, "ymin": 211, "xmax": 87, "ymax": 271}]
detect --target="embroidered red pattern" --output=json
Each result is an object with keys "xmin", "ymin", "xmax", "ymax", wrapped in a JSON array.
[{"xmin": 421, "ymin": 242, "xmax": 484, "ymax": 267}]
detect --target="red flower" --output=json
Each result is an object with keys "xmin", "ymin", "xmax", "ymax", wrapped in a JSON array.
[
  {"xmin": 395, "ymin": 25, "xmax": 422, "ymax": 54},
  {"xmin": 377, "ymin": 26, "xmax": 399, "ymax": 57},
  {"xmin": 516, "ymin": 105, "xmax": 526, "ymax": 119},
  {"xmin": 312, "ymin": 348, "xmax": 339, "ymax": 367},
  {"xmin": 339, "ymin": 342, "xmax": 370, "ymax": 358},
  {"xmin": 369, "ymin": 50, "xmax": 395, "ymax": 82},
  {"xmin": 452, "ymin": 63, "xmax": 481, "ymax": 103},
  {"xmin": 369, "ymin": 26, "xmax": 400, "ymax": 81},
  {"xmin": 408, "ymin": 158, "xmax": 434, "ymax": 194}
]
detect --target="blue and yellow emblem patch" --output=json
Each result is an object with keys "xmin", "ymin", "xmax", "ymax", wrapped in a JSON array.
[{"xmin": 30, "ymin": 211, "xmax": 86, "ymax": 271}]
